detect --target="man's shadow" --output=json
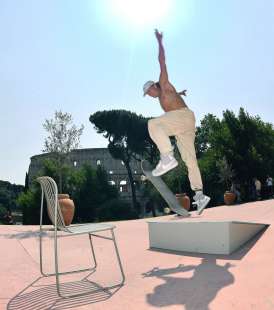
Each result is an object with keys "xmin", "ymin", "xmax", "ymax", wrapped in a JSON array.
[{"xmin": 142, "ymin": 258, "xmax": 234, "ymax": 310}]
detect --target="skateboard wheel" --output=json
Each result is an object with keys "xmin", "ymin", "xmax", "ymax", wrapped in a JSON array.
[
  {"xmin": 164, "ymin": 207, "xmax": 171, "ymax": 214},
  {"xmin": 141, "ymin": 175, "xmax": 147, "ymax": 181}
]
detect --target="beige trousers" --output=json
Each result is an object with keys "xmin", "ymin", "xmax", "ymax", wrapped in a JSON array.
[{"xmin": 148, "ymin": 107, "xmax": 203, "ymax": 191}]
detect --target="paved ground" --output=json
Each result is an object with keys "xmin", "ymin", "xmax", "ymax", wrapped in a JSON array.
[{"xmin": 1, "ymin": 200, "xmax": 274, "ymax": 310}]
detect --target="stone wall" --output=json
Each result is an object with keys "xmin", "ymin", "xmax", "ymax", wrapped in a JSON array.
[{"xmin": 28, "ymin": 148, "xmax": 144, "ymax": 203}]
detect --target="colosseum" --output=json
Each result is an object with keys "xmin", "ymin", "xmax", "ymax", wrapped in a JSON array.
[{"xmin": 28, "ymin": 148, "xmax": 144, "ymax": 203}]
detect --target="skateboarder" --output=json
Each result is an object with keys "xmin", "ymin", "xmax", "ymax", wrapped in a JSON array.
[{"xmin": 143, "ymin": 29, "xmax": 210, "ymax": 215}]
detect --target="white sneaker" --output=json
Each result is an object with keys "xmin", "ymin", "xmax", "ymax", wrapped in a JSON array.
[
  {"xmin": 152, "ymin": 156, "xmax": 178, "ymax": 177},
  {"xmin": 192, "ymin": 193, "xmax": 211, "ymax": 215}
]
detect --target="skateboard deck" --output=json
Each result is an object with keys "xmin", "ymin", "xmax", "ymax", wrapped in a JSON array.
[{"xmin": 141, "ymin": 160, "xmax": 190, "ymax": 217}]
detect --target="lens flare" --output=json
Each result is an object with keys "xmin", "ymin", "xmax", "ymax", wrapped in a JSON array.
[{"xmin": 110, "ymin": 0, "xmax": 174, "ymax": 29}]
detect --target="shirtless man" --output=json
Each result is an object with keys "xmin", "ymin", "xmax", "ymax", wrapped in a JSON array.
[{"xmin": 143, "ymin": 29, "xmax": 210, "ymax": 214}]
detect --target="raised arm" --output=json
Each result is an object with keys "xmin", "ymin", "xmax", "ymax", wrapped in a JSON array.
[{"xmin": 155, "ymin": 29, "xmax": 169, "ymax": 88}]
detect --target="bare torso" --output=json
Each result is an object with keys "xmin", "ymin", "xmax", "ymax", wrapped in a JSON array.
[{"xmin": 159, "ymin": 84, "xmax": 187, "ymax": 112}]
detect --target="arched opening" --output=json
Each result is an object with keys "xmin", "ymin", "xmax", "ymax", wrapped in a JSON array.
[{"xmin": 119, "ymin": 180, "xmax": 127, "ymax": 192}]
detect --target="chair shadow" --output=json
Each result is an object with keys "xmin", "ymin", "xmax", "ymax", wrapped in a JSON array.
[
  {"xmin": 142, "ymin": 258, "xmax": 234, "ymax": 310},
  {"xmin": 7, "ymin": 271, "xmax": 123, "ymax": 310}
]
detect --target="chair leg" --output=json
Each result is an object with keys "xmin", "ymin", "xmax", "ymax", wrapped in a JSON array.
[
  {"xmin": 39, "ymin": 231, "xmax": 47, "ymax": 277},
  {"xmin": 40, "ymin": 229, "xmax": 125, "ymax": 298},
  {"xmin": 88, "ymin": 234, "xmax": 97, "ymax": 269},
  {"xmin": 54, "ymin": 230, "xmax": 62, "ymax": 297},
  {"xmin": 111, "ymin": 229, "xmax": 126, "ymax": 284},
  {"xmin": 54, "ymin": 234, "xmax": 101, "ymax": 299},
  {"xmin": 39, "ymin": 231, "xmax": 96, "ymax": 278}
]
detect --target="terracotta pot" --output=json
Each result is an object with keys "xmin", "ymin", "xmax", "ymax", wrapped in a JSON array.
[
  {"xmin": 57, "ymin": 194, "xmax": 75, "ymax": 226},
  {"xmin": 224, "ymin": 191, "xmax": 236, "ymax": 205},
  {"xmin": 175, "ymin": 193, "xmax": 190, "ymax": 211}
]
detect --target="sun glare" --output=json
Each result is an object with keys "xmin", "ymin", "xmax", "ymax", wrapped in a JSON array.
[{"xmin": 110, "ymin": 0, "xmax": 174, "ymax": 29}]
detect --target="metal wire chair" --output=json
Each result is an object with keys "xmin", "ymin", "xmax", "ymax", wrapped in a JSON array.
[{"xmin": 36, "ymin": 176, "xmax": 125, "ymax": 298}]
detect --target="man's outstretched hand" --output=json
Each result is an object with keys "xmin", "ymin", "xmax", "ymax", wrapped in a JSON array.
[
  {"xmin": 155, "ymin": 28, "xmax": 167, "ymax": 82},
  {"xmin": 179, "ymin": 89, "xmax": 187, "ymax": 97},
  {"xmin": 155, "ymin": 29, "xmax": 163, "ymax": 42}
]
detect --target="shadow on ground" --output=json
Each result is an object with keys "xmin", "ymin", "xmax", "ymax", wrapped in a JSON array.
[
  {"xmin": 7, "ymin": 272, "xmax": 123, "ymax": 310},
  {"xmin": 143, "ymin": 258, "xmax": 234, "ymax": 310},
  {"xmin": 142, "ymin": 227, "xmax": 268, "ymax": 309},
  {"xmin": 0, "ymin": 230, "xmax": 52, "ymax": 239}
]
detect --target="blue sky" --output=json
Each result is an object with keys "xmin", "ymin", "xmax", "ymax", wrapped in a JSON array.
[{"xmin": 1, "ymin": 0, "xmax": 274, "ymax": 185}]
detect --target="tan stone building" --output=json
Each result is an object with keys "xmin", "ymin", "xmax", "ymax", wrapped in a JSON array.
[{"xmin": 28, "ymin": 148, "xmax": 144, "ymax": 203}]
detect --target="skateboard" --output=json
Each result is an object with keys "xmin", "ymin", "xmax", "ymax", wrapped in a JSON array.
[{"xmin": 141, "ymin": 160, "xmax": 190, "ymax": 217}]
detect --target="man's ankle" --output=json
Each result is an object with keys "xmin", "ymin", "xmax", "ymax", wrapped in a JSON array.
[
  {"xmin": 160, "ymin": 152, "xmax": 175, "ymax": 164},
  {"xmin": 194, "ymin": 190, "xmax": 203, "ymax": 200}
]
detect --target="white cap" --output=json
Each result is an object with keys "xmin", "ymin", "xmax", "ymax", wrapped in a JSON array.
[{"xmin": 143, "ymin": 80, "xmax": 155, "ymax": 96}]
